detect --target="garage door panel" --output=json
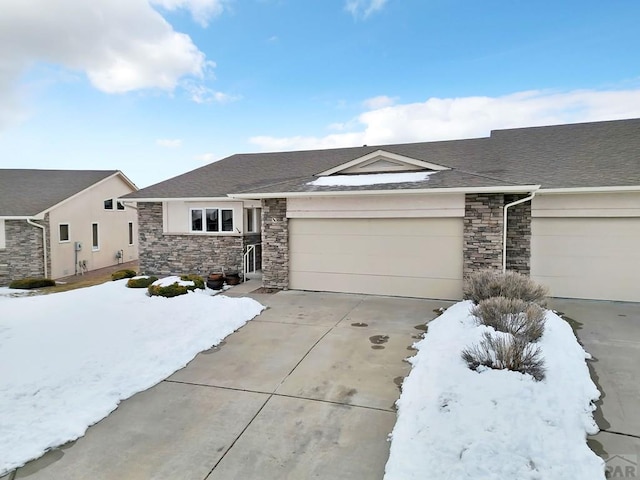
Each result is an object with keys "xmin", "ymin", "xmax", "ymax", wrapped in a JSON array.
[
  {"xmin": 289, "ymin": 218, "xmax": 463, "ymax": 300},
  {"xmin": 532, "ymin": 218, "xmax": 640, "ymax": 302},
  {"xmin": 291, "ymin": 251, "xmax": 461, "ymax": 279},
  {"xmin": 290, "ymin": 233, "xmax": 461, "ymax": 257},
  {"xmin": 290, "ymin": 271, "xmax": 462, "ymax": 300}
]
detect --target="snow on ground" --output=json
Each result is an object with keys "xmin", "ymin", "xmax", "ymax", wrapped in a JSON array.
[
  {"xmin": 385, "ymin": 300, "xmax": 605, "ymax": 480},
  {"xmin": 307, "ymin": 171, "xmax": 435, "ymax": 186},
  {"xmin": 0, "ymin": 281, "xmax": 264, "ymax": 475},
  {"xmin": 152, "ymin": 275, "xmax": 194, "ymax": 287}
]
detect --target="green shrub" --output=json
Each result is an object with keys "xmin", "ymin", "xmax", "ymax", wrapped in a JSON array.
[
  {"xmin": 111, "ymin": 269, "xmax": 137, "ymax": 281},
  {"xmin": 461, "ymin": 332, "xmax": 546, "ymax": 381},
  {"xmin": 463, "ymin": 270, "xmax": 548, "ymax": 306},
  {"xmin": 180, "ymin": 274, "xmax": 204, "ymax": 290},
  {"xmin": 9, "ymin": 277, "xmax": 56, "ymax": 289},
  {"xmin": 148, "ymin": 283, "xmax": 189, "ymax": 298},
  {"xmin": 126, "ymin": 276, "xmax": 158, "ymax": 288},
  {"xmin": 472, "ymin": 296, "xmax": 546, "ymax": 342}
]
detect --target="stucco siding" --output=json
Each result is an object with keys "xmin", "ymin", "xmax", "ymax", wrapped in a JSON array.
[{"xmin": 48, "ymin": 174, "xmax": 138, "ymax": 278}]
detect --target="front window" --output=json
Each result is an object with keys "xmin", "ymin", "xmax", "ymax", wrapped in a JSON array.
[
  {"xmin": 190, "ymin": 208, "xmax": 234, "ymax": 233},
  {"xmin": 59, "ymin": 224, "xmax": 70, "ymax": 242}
]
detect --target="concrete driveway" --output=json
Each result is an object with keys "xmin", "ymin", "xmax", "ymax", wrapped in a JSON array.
[
  {"xmin": 548, "ymin": 298, "xmax": 640, "ymax": 475},
  {"xmin": 5, "ymin": 288, "xmax": 452, "ymax": 480}
]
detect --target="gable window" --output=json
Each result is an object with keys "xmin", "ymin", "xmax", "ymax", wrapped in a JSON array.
[
  {"xmin": 117, "ymin": 201, "xmax": 125, "ymax": 210},
  {"xmin": 91, "ymin": 223, "xmax": 99, "ymax": 250},
  {"xmin": 104, "ymin": 199, "xmax": 113, "ymax": 210},
  {"xmin": 59, "ymin": 224, "xmax": 70, "ymax": 243},
  {"xmin": 190, "ymin": 208, "xmax": 234, "ymax": 233},
  {"xmin": 128, "ymin": 222, "xmax": 134, "ymax": 245}
]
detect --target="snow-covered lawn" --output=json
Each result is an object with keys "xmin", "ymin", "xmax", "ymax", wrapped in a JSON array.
[
  {"xmin": 385, "ymin": 300, "xmax": 604, "ymax": 480},
  {"xmin": 0, "ymin": 281, "xmax": 264, "ymax": 476}
]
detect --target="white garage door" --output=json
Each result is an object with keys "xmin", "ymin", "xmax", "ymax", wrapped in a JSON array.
[
  {"xmin": 531, "ymin": 218, "xmax": 640, "ymax": 302},
  {"xmin": 289, "ymin": 218, "xmax": 463, "ymax": 299}
]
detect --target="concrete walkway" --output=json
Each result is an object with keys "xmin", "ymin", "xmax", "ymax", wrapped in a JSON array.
[
  {"xmin": 548, "ymin": 298, "xmax": 640, "ymax": 474},
  {"xmin": 6, "ymin": 287, "xmax": 452, "ymax": 480}
]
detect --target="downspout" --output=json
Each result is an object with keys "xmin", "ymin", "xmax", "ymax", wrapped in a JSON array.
[
  {"xmin": 502, "ymin": 192, "xmax": 536, "ymax": 274},
  {"xmin": 26, "ymin": 219, "xmax": 48, "ymax": 278}
]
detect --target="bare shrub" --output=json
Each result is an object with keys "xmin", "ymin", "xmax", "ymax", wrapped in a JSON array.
[
  {"xmin": 461, "ymin": 332, "xmax": 546, "ymax": 381},
  {"xmin": 463, "ymin": 270, "xmax": 548, "ymax": 306},
  {"xmin": 472, "ymin": 296, "xmax": 546, "ymax": 342}
]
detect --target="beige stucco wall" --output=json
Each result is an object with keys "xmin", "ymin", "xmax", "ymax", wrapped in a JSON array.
[
  {"xmin": 532, "ymin": 191, "xmax": 640, "ymax": 217},
  {"xmin": 48, "ymin": 175, "xmax": 138, "ymax": 278},
  {"xmin": 163, "ymin": 200, "xmax": 260, "ymax": 235},
  {"xmin": 287, "ymin": 193, "xmax": 465, "ymax": 218}
]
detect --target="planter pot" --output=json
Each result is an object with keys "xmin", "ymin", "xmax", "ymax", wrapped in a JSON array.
[
  {"xmin": 224, "ymin": 272, "xmax": 241, "ymax": 286},
  {"xmin": 206, "ymin": 279, "xmax": 225, "ymax": 290},
  {"xmin": 208, "ymin": 273, "xmax": 224, "ymax": 281}
]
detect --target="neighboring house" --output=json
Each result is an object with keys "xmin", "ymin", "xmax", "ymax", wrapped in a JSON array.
[
  {"xmin": 124, "ymin": 118, "xmax": 640, "ymax": 303},
  {"xmin": 0, "ymin": 170, "xmax": 138, "ymax": 285}
]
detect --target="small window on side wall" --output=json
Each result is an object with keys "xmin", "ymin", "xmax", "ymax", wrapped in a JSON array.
[
  {"xmin": 117, "ymin": 201, "xmax": 125, "ymax": 210},
  {"xmin": 104, "ymin": 199, "xmax": 113, "ymax": 210},
  {"xmin": 128, "ymin": 222, "xmax": 134, "ymax": 245},
  {"xmin": 92, "ymin": 223, "xmax": 99, "ymax": 250},
  {"xmin": 59, "ymin": 224, "xmax": 70, "ymax": 242}
]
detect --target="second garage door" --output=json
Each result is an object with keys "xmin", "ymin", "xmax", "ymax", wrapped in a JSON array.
[
  {"xmin": 289, "ymin": 217, "xmax": 463, "ymax": 299},
  {"xmin": 531, "ymin": 217, "xmax": 640, "ymax": 302}
]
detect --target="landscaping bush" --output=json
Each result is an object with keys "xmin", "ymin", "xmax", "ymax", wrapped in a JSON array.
[
  {"xmin": 147, "ymin": 274, "xmax": 204, "ymax": 298},
  {"xmin": 9, "ymin": 277, "xmax": 56, "ymax": 289},
  {"xmin": 180, "ymin": 274, "xmax": 204, "ymax": 290},
  {"xmin": 111, "ymin": 269, "xmax": 137, "ymax": 281},
  {"xmin": 461, "ymin": 332, "xmax": 546, "ymax": 381},
  {"xmin": 463, "ymin": 270, "xmax": 548, "ymax": 306},
  {"xmin": 126, "ymin": 276, "xmax": 158, "ymax": 288},
  {"xmin": 148, "ymin": 283, "xmax": 190, "ymax": 298},
  {"xmin": 472, "ymin": 296, "xmax": 546, "ymax": 342}
]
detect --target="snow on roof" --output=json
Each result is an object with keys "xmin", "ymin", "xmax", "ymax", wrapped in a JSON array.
[{"xmin": 307, "ymin": 171, "xmax": 436, "ymax": 187}]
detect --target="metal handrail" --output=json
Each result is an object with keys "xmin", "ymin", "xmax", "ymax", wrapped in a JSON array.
[{"xmin": 243, "ymin": 243, "xmax": 260, "ymax": 281}]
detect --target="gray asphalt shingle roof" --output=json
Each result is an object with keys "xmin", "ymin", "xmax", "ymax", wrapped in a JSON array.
[
  {"xmin": 0, "ymin": 170, "xmax": 119, "ymax": 217},
  {"xmin": 125, "ymin": 118, "xmax": 640, "ymax": 199}
]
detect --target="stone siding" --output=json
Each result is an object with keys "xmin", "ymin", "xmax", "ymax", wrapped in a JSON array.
[
  {"xmin": 138, "ymin": 202, "xmax": 244, "ymax": 276},
  {"xmin": 0, "ymin": 217, "xmax": 50, "ymax": 285},
  {"xmin": 261, "ymin": 198, "xmax": 288, "ymax": 289},
  {"xmin": 504, "ymin": 194, "xmax": 531, "ymax": 274},
  {"xmin": 463, "ymin": 194, "xmax": 504, "ymax": 277}
]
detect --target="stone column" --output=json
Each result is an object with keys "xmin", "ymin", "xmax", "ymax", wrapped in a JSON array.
[
  {"xmin": 261, "ymin": 198, "xmax": 288, "ymax": 289},
  {"xmin": 463, "ymin": 193, "xmax": 504, "ymax": 278},
  {"xmin": 504, "ymin": 194, "xmax": 531, "ymax": 274}
]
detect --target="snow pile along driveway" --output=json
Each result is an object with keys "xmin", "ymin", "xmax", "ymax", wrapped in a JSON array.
[
  {"xmin": 0, "ymin": 281, "xmax": 264, "ymax": 475},
  {"xmin": 385, "ymin": 300, "xmax": 604, "ymax": 480}
]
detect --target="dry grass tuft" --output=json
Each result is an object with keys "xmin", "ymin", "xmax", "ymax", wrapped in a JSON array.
[
  {"xmin": 463, "ymin": 270, "xmax": 548, "ymax": 306},
  {"xmin": 472, "ymin": 296, "xmax": 546, "ymax": 342}
]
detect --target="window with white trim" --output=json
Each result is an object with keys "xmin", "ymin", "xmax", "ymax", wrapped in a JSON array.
[
  {"xmin": 117, "ymin": 201, "xmax": 125, "ymax": 210},
  {"xmin": 104, "ymin": 199, "xmax": 113, "ymax": 210},
  {"xmin": 128, "ymin": 222, "xmax": 134, "ymax": 245},
  {"xmin": 59, "ymin": 223, "xmax": 70, "ymax": 242},
  {"xmin": 190, "ymin": 208, "xmax": 234, "ymax": 233},
  {"xmin": 91, "ymin": 223, "xmax": 99, "ymax": 250}
]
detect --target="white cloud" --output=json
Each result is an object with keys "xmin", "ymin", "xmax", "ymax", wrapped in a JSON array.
[
  {"xmin": 363, "ymin": 95, "xmax": 396, "ymax": 109},
  {"xmin": 0, "ymin": 0, "xmax": 221, "ymax": 129},
  {"xmin": 250, "ymin": 88, "xmax": 640, "ymax": 151},
  {"xmin": 156, "ymin": 138, "xmax": 182, "ymax": 147},
  {"xmin": 345, "ymin": 0, "xmax": 388, "ymax": 19},
  {"xmin": 184, "ymin": 82, "xmax": 241, "ymax": 104},
  {"xmin": 150, "ymin": 0, "xmax": 226, "ymax": 27}
]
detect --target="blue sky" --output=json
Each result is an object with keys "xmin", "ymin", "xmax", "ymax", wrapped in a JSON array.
[{"xmin": 1, "ymin": 0, "xmax": 640, "ymax": 187}]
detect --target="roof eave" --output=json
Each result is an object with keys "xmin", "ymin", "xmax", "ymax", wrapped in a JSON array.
[
  {"xmin": 538, "ymin": 185, "xmax": 640, "ymax": 194},
  {"xmin": 229, "ymin": 185, "xmax": 542, "ymax": 199}
]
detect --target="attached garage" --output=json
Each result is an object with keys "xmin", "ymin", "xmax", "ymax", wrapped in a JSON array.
[
  {"xmin": 289, "ymin": 217, "xmax": 464, "ymax": 300},
  {"xmin": 531, "ymin": 193, "xmax": 640, "ymax": 302}
]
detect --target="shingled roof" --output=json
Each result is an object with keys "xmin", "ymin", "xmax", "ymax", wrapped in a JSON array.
[
  {"xmin": 0, "ymin": 170, "xmax": 123, "ymax": 217},
  {"xmin": 125, "ymin": 118, "xmax": 640, "ymax": 200}
]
